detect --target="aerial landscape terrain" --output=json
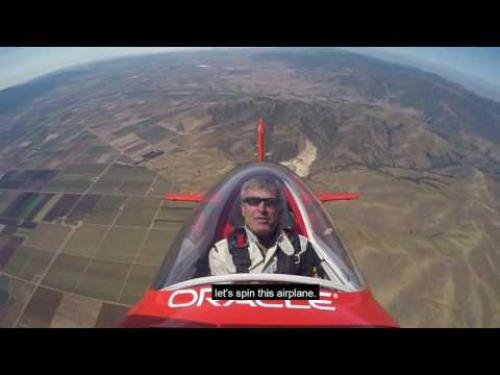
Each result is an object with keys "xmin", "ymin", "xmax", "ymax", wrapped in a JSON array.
[{"xmin": 0, "ymin": 48, "xmax": 499, "ymax": 327}]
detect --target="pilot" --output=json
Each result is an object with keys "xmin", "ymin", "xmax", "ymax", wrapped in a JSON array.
[{"xmin": 208, "ymin": 176, "xmax": 322, "ymax": 277}]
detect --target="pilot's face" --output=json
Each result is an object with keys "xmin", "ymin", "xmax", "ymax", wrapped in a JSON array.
[{"xmin": 241, "ymin": 187, "xmax": 281, "ymax": 239}]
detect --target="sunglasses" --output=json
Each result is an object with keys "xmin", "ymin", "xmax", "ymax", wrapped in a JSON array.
[{"xmin": 242, "ymin": 197, "xmax": 280, "ymax": 208}]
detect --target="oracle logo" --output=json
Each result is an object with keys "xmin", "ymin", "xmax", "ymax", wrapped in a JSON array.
[{"xmin": 167, "ymin": 287, "xmax": 338, "ymax": 311}]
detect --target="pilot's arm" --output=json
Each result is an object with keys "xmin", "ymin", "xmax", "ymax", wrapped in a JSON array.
[{"xmin": 208, "ymin": 240, "xmax": 235, "ymax": 276}]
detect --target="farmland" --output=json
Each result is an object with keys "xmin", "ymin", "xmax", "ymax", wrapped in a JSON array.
[{"xmin": 0, "ymin": 161, "xmax": 189, "ymax": 327}]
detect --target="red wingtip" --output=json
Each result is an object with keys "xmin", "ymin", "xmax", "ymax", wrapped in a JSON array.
[
  {"xmin": 163, "ymin": 193, "xmax": 204, "ymax": 202},
  {"xmin": 317, "ymin": 192, "xmax": 360, "ymax": 202}
]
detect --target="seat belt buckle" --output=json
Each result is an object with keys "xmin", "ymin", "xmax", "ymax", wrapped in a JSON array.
[{"xmin": 294, "ymin": 253, "xmax": 300, "ymax": 265}]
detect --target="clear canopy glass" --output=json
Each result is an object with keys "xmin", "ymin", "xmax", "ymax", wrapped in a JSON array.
[{"xmin": 153, "ymin": 162, "xmax": 365, "ymax": 292}]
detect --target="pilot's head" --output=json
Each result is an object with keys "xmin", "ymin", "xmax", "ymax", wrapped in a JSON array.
[{"xmin": 240, "ymin": 176, "xmax": 284, "ymax": 241}]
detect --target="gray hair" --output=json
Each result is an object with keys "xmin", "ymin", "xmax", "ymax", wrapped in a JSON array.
[{"xmin": 240, "ymin": 176, "xmax": 285, "ymax": 207}]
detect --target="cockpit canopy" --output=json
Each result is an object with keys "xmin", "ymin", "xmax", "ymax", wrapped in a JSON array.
[{"xmin": 153, "ymin": 162, "xmax": 365, "ymax": 292}]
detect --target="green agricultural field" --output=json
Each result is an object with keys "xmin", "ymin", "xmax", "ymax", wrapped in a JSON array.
[
  {"xmin": 115, "ymin": 179, "xmax": 155, "ymax": 195},
  {"xmin": 115, "ymin": 168, "xmax": 156, "ymax": 196},
  {"xmin": 41, "ymin": 253, "xmax": 90, "ymax": 292},
  {"xmin": 153, "ymin": 201, "xmax": 195, "ymax": 229},
  {"xmin": 114, "ymin": 197, "xmax": 160, "ymax": 227},
  {"xmin": 44, "ymin": 174, "xmax": 94, "ymax": 193},
  {"xmin": 87, "ymin": 178, "xmax": 120, "ymax": 195},
  {"xmin": 20, "ymin": 194, "xmax": 53, "ymax": 220},
  {"xmin": 24, "ymin": 223, "xmax": 72, "ymax": 252},
  {"xmin": 83, "ymin": 195, "xmax": 127, "ymax": 225},
  {"xmin": 64, "ymin": 194, "xmax": 101, "ymax": 224},
  {"xmin": 146, "ymin": 176, "xmax": 173, "ymax": 197},
  {"xmin": 0, "ymin": 191, "xmax": 21, "ymax": 216},
  {"xmin": 32, "ymin": 193, "xmax": 62, "ymax": 222},
  {"xmin": 118, "ymin": 264, "xmax": 159, "ymax": 305},
  {"xmin": 0, "ymin": 191, "xmax": 11, "ymax": 214},
  {"xmin": 75, "ymin": 259, "xmax": 130, "ymax": 302},
  {"xmin": 0, "ymin": 275, "xmax": 7, "ymax": 307},
  {"xmin": 17, "ymin": 287, "xmax": 63, "ymax": 328},
  {"xmin": 62, "ymin": 225, "xmax": 108, "ymax": 258},
  {"xmin": 94, "ymin": 303, "xmax": 130, "ymax": 328},
  {"xmin": 3, "ymin": 245, "xmax": 34, "ymax": 277},
  {"xmin": 63, "ymin": 163, "xmax": 108, "ymax": 175},
  {"xmin": 11, "ymin": 227, "xmax": 32, "ymax": 240},
  {"xmin": 41, "ymin": 194, "xmax": 81, "ymax": 223},
  {"xmin": 82, "ymin": 144, "xmax": 114, "ymax": 157},
  {"xmin": 18, "ymin": 248, "xmax": 54, "ymax": 283},
  {"xmin": 0, "ymin": 277, "xmax": 35, "ymax": 328},
  {"xmin": 136, "ymin": 125, "xmax": 171, "ymax": 144},
  {"xmin": 94, "ymin": 227, "xmax": 147, "ymax": 263},
  {"xmin": 135, "ymin": 228, "xmax": 180, "ymax": 265},
  {"xmin": 88, "ymin": 164, "xmax": 138, "ymax": 195},
  {"xmin": 113, "ymin": 118, "xmax": 158, "ymax": 138},
  {"xmin": 90, "ymin": 163, "xmax": 156, "ymax": 195},
  {"xmin": 121, "ymin": 166, "xmax": 156, "ymax": 180},
  {"xmin": 1, "ymin": 193, "xmax": 53, "ymax": 221}
]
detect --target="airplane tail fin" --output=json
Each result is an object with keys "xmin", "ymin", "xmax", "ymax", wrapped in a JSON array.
[
  {"xmin": 163, "ymin": 118, "xmax": 360, "ymax": 203},
  {"xmin": 257, "ymin": 117, "xmax": 265, "ymax": 162}
]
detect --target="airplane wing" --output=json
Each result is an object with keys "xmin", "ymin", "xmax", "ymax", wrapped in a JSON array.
[{"xmin": 164, "ymin": 192, "xmax": 359, "ymax": 203}]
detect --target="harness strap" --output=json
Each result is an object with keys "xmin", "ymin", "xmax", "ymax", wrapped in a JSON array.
[
  {"xmin": 228, "ymin": 227, "xmax": 303, "ymax": 274},
  {"xmin": 228, "ymin": 227, "xmax": 252, "ymax": 273},
  {"xmin": 276, "ymin": 227, "xmax": 302, "ymax": 275}
]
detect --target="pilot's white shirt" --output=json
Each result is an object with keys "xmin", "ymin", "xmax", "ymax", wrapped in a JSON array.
[{"xmin": 208, "ymin": 226, "xmax": 309, "ymax": 275}]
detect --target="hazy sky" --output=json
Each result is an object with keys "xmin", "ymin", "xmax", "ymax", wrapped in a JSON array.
[
  {"xmin": 343, "ymin": 47, "xmax": 500, "ymax": 87},
  {"xmin": 1, "ymin": 47, "xmax": 500, "ymax": 91},
  {"xmin": 0, "ymin": 47, "xmax": 210, "ymax": 90}
]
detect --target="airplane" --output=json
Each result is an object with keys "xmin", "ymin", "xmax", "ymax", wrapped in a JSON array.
[{"xmin": 119, "ymin": 118, "xmax": 399, "ymax": 327}]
